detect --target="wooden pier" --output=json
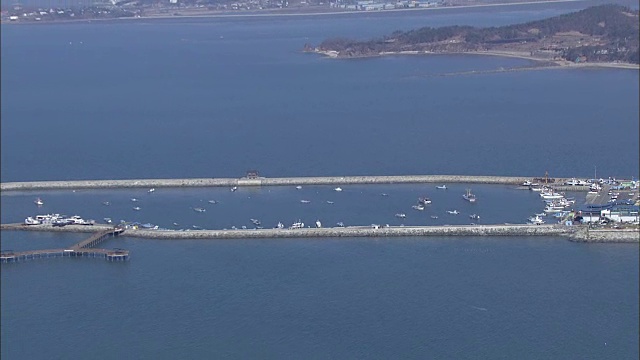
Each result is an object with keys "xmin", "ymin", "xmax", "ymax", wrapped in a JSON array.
[{"xmin": 1, "ymin": 227, "xmax": 128, "ymax": 264}]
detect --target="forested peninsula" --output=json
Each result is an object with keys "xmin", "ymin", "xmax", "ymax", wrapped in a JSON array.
[{"xmin": 305, "ymin": 4, "xmax": 639, "ymax": 65}]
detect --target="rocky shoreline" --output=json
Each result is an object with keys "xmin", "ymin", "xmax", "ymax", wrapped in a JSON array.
[{"xmin": 311, "ymin": 48, "xmax": 640, "ymax": 70}]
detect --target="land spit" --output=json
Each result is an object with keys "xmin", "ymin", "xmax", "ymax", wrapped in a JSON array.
[
  {"xmin": 0, "ymin": 174, "xmax": 572, "ymax": 192},
  {"xmin": 3, "ymin": 223, "xmax": 637, "ymax": 242}
]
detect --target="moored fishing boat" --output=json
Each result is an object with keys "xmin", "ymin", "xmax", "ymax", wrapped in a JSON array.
[
  {"xmin": 463, "ymin": 189, "xmax": 477, "ymax": 203},
  {"xmin": 528, "ymin": 215, "xmax": 545, "ymax": 225}
]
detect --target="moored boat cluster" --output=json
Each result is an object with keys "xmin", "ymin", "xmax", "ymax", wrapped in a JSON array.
[{"xmin": 25, "ymin": 214, "xmax": 95, "ymax": 226}]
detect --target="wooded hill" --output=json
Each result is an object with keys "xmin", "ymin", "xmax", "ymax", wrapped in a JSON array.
[{"xmin": 312, "ymin": 5, "xmax": 639, "ymax": 64}]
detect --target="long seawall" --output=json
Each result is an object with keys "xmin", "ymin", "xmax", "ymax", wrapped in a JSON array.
[
  {"xmin": 3, "ymin": 223, "xmax": 636, "ymax": 242},
  {"xmin": 0, "ymin": 175, "xmax": 567, "ymax": 191},
  {"xmin": 1, "ymin": 223, "xmax": 573, "ymax": 239}
]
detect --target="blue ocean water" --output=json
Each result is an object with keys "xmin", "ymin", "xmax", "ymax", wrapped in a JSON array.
[
  {"xmin": 1, "ymin": 0, "xmax": 638, "ymax": 181},
  {"xmin": 1, "ymin": 1, "xmax": 639, "ymax": 359},
  {"xmin": 1, "ymin": 237, "xmax": 638, "ymax": 359}
]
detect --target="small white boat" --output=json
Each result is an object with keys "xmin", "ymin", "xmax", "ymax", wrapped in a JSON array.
[
  {"xmin": 131, "ymin": 198, "xmax": 138, "ymax": 202},
  {"xmin": 419, "ymin": 197, "xmax": 432, "ymax": 205},
  {"xmin": 334, "ymin": 187, "xmax": 343, "ymax": 192},
  {"xmin": 436, "ymin": 185, "xmax": 447, "ymax": 190},
  {"xmin": 193, "ymin": 207, "xmax": 206, "ymax": 213},
  {"xmin": 395, "ymin": 213, "xmax": 406, "ymax": 218},
  {"xmin": 290, "ymin": 221, "xmax": 304, "ymax": 229},
  {"xmin": 230, "ymin": 186, "xmax": 238, "ymax": 192},
  {"xmin": 300, "ymin": 200, "xmax": 311, "ymax": 204},
  {"xmin": 430, "ymin": 215, "xmax": 438, "ymax": 219},
  {"xmin": 148, "ymin": 188, "xmax": 155, "ymax": 193},
  {"xmin": 336, "ymin": 222, "xmax": 345, "ymax": 227},
  {"xmin": 315, "ymin": 220, "xmax": 322, "ymax": 228},
  {"xmin": 412, "ymin": 205, "xmax": 425, "ymax": 211},
  {"xmin": 381, "ymin": 193, "xmax": 389, "ymax": 197},
  {"xmin": 250, "ymin": 219, "xmax": 261, "ymax": 226},
  {"xmin": 102, "ymin": 201, "xmax": 110, "ymax": 206},
  {"xmin": 447, "ymin": 210, "xmax": 459, "ymax": 215},
  {"xmin": 103, "ymin": 217, "xmax": 112, "ymax": 224},
  {"xmin": 132, "ymin": 206, "xmax": 141, "ymax": 211},
  {"xmin": 470, "ymin": 214, "xmax": 480, "ymax": 220},
  {"xmin": 34, "ymin": 198, "xmax": 44, "ymax": 206},
  {"xmin": 295, "ymin": 186, "xmax": 303, "ymax": 190},
  {"xmin": 276, "ymin": 222, "xmax": 285, "ymax": 229},
  {"xmin": 208, "ymin": 200, "xmax": 218, "ymax": 204},
  {"xmin": 326, "ymin": 201, "xmax": 334, "ymax": 204},
  {"xmin": 528, "ymin": 215, "xmax": 545, "ymax": 225},
  {"xmin": 173, "ymin": 222, "xmax": 180, "ymax": 227},
  {"xmin": 540, "ymin": 191, "xmax": 564, "ymax": 200},
  {"xmin": 25, "ymin": 216, "xmax": 40, "ymax": 225}
]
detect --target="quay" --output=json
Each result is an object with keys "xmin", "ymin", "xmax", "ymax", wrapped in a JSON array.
[
  {"xmin": 1, "ymin": 227, "xmax": 128, "ymax": 264},
  {"xmin": 0, "ymin": 174, "xmax": 574, "ymax": 192}
]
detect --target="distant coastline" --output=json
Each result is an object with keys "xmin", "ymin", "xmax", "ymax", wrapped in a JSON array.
[
  {"xmin": 308, "ymin": 4, "xmax": 640, "ymax": 67},
  {"xmin": 0, "ymin": 0, "xmax": 594, "ymax": 24}
]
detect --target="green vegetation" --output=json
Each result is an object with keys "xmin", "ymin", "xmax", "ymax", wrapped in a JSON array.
[{"xmin": 314, "ymin": 4, "xmax": 640, "ymax": 64}]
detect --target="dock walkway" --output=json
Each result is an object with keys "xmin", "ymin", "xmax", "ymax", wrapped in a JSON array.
[{"xmin": 1, "ymin": 227, "xmax": 128, "ymax": 264}]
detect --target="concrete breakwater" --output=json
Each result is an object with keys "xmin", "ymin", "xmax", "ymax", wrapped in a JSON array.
[
  {"xmin": 0, "ymin": 174, "xmax": 565, "ymax": 192},
  {"xmin": 4, "ymin": 223, "xmax": 635, "ymax": 242},
  {"xmin": 125, "ymin": 224, "xmax": 572, "ymax": 239},
  {"xmin": 569, "ymin": 228, "xmax": 640, "ymax": 243},
  {"xmin": 1, "ymin": 223, "xmax": 573, "ymax": 239}
]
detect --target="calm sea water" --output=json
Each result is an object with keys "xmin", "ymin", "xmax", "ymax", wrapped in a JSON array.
[
  {"xmin": 1, "ymin": 1, "xmax": 639, "ymax": 359},
  {"xmin": 1, "ymin": 0, "xmax": 638, "ymax": 181}
]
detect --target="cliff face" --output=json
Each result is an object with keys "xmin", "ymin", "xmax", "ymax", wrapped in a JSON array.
[{"xmin": 310, "ymin": 5, "xmax": 640, "ymax": 64}]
